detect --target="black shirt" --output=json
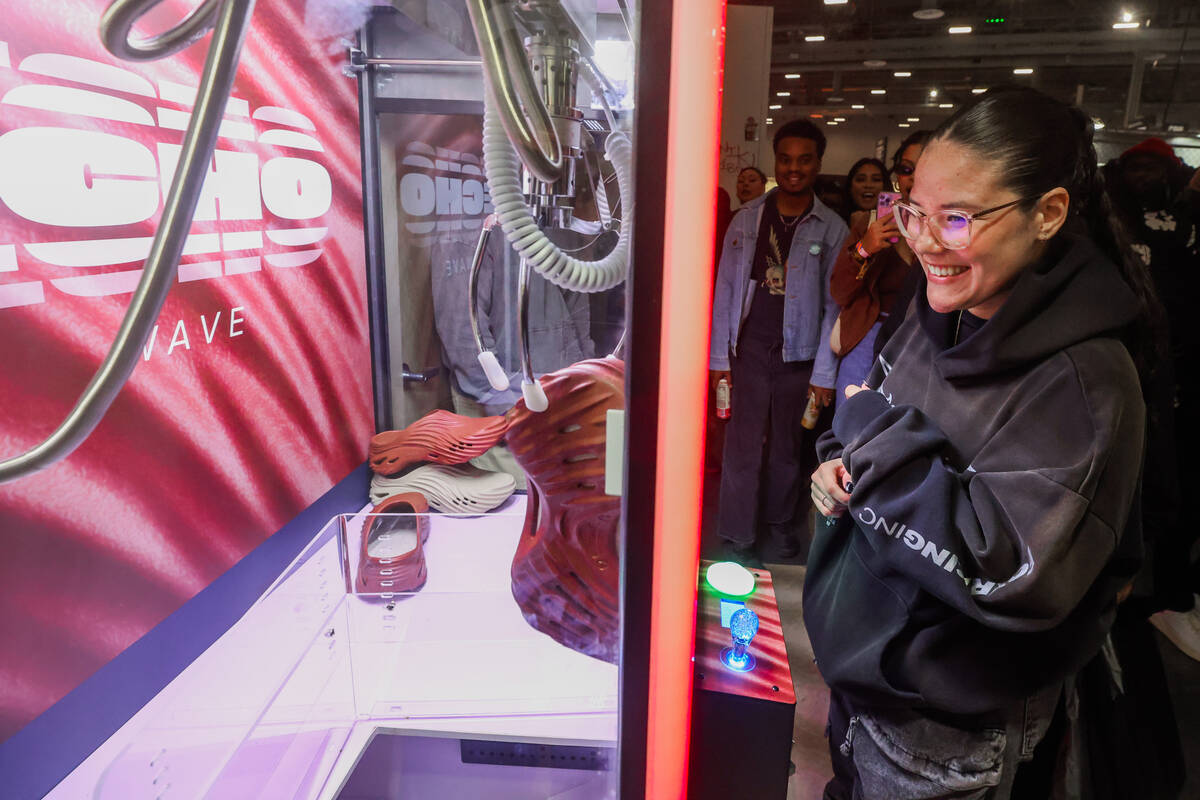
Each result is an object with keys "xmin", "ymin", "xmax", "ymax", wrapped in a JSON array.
[{"xmin": 743, "ymin": 195, "xmax": 811, "ymax": 342}]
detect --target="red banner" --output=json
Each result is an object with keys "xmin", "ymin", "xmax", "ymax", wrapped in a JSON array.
[{"xmin": 0, "ymin": 2, "xmax": 372, "ymax": 738}]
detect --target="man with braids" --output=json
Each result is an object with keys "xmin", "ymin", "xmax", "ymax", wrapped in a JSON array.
[{"xmin": 805, "ymin": 87, "xmax": 1161, "ymax": 798}]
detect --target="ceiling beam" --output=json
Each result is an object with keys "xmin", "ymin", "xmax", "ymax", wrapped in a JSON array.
[{"xmin": 772, "ymin": 28, "xmax": 1200, "ymax": 69}]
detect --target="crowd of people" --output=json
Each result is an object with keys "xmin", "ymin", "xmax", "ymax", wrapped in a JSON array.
[{"xmin": 708, "ymin": 86, "xmax": 1200, "ymax": 799}]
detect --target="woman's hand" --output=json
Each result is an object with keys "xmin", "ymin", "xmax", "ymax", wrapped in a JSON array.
[
  {"xmin": 811, "ymin": 457, "xmax": 853, "ymax": 518},
  {"xmin": 860, "ymin": 214, "xmax": 901, "ymax": 256}
]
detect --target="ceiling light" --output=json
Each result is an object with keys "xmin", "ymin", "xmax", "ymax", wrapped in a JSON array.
[
  {"xmin": 810, "ymin": 113, "xmax": 824, "ymax": 119},
  {"xmin": 907, "ymin": 117, "xmax": 920, "ymax": 122},
  {"xmin": 864, "ymin": 59, "xmax": 888, "ymax": 67},
  {"xmin": 824, "ymin": 0, "xmax": 848, "ymax": 4},
  {"xmin": 929, "ymin": 88, "xmax": 939, "ymax": 98},
  {"xmin": 805, "ymin": 35, "xmax": 826, "ymax": 42},
  {"xmin": 948, "ymin": 25, "xmax": 973, "ymax": 34},
  {"xmin": 766, "ymin": 118, "xmax": 774, "ymax": 125},
  {"xmin": 871, "ymin": 88, "xmax": 887, "ymax": 95},
  {"xmin": 827, "ymin": 121, "xmax": 839, "ymax": 126},
  {"xmin": 913, "ymin": 3, "xmax": 945, "ymax": 21},
  {"xmin": 769, "ymin": 104, "xmax": 782, "ymax": 110},
  {"xmin": 784, "ymin": 73, "xmax": 801, "ymax": 79},
  {"xmin": 938, "ymin": 103, "xmax": 954, "ymax": 108},
  {"xmin": 776, "ymin": 91, "xmax": 791, "ymax": 97},
  {"xmin": 1092, "ymin": 118, "xmax": 1105, "ymax": 130},
  {"xmin": 827, "ymin": 95, "xmax": 845, "ymax": 102},
  {"xmin": 1013, "ymin": 67, "xmax": 1034, "ymax": 75},
  {"xmin": 972, "ymin": 87, "xmax": 987, "ymax": 94},
  {"xmin": 898, "ymin": 123, "xmax": 911, "ymax": 128},
  {"xmin": 894, "ymin": 71, "xmax": 912, "ymax": 77},
  {"xmin": 1113, "ymin": 21, "xmax": 1140, "ymax": 29},
  {"xmin": 985, "ymin": 16, "xmax": 1006, "ymax": 23},
  {"xmin": 834, "ymin": 117, "xmax": 846, "ymax": 122},
  {"xmin": 851, "ymin": 104, "xmax": 866, "ymax": 109},
  {"xmin": 1122, "ymin": 10, "xmax": 1134, "ymax": 22}
]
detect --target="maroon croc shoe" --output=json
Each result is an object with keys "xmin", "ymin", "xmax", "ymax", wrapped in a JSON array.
[
  {"xmin": 506, "ymin": 358, "xmax": 624, "ymax": 663},
  {"xmin": 369, "ymin": 410, "xmax": 510, "ymax": 476},
  {"xmin": 357, "ymin": 493, "xmax": 431, "ymax": 594}
]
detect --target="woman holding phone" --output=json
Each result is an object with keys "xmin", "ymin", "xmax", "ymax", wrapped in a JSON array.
[
  {"xmin": 843, "ymin": 157, "xmax": 889, "ymax": 217},
  {"xmin": 806, "ymin": 87, "xmax": 1157, "ymax": 798},
  {"xmin": 828, "ymin": 133, "xmax": 931, "ymax": 406}
]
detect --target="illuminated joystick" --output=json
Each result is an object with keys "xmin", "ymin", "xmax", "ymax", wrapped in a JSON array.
[{"xmin": 721, "ymin": 608, "xmax": 759, "ymax": 672}]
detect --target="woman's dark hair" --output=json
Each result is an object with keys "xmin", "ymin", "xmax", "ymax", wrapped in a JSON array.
[
  {"xmin": 843, "ymin": 157, "xmax": 888, "ymax": 213},
  {"xmin": 931, "ymin": 86, "xmax": 1165, "ymax": 380},
  {"xmin": 773, "ymin": 118, "xmax": 827, "ymax": 158},
  {"xmin": 891, "ymin": 129, "xmax": 932, "ymax": 174}
]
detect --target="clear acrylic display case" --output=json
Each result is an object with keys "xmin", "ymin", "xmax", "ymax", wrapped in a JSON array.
[{"xmin": 59, "ymin": 500, "xmax": 618, "ymax": 800}]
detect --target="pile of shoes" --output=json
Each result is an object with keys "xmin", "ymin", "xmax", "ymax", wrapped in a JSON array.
[{"xmin": 367, "ymin": 409, "xmax": 516, "ymax": 515}]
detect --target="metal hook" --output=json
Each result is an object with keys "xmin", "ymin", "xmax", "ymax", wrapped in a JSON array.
[
  {"xmin": 469, "ymin": 215, "xmax": 512, "ymax": 391},
  {"xmin": 100, "ymin": 0, "xmax": 223, "ymax": 61},
  {"xmin": 0, "ymin": 0, "xmax": 256, "ymax": 483},
  {"xmin": 465, "ymin": 0, "xmax": 564, "ymax": 184},
  {"xmin": 516, "ymin": 257, "xmax": 547, "ymax": 412}
]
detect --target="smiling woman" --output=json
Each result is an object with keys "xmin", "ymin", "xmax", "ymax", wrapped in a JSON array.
[
  {"xmin": 843, "ymin": 157, "xmax": 887, "ymax": 214},
  {"xmin": 804, "ymin": 86, "xmax": 1163, "ymax": 799}
]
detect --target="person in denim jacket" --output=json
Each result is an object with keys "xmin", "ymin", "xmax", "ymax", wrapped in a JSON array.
[{"xmin": 709, "ymin": 119, "xmax": 848, "ymax": 564}]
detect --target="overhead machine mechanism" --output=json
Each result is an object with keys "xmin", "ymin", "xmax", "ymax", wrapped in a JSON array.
[{"xmin": 465, "ymin": 0, "xmax": 633, "ymax": 412}]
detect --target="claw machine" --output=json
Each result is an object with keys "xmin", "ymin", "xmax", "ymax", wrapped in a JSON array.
[{"xmin": 0, "ymin": 0, "xmax": 725, "ymax": 797}]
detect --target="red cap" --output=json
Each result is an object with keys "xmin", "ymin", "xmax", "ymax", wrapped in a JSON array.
[{"xmin": 1121, "ymin": 137, "xmax": 1181, "ymax": 164}]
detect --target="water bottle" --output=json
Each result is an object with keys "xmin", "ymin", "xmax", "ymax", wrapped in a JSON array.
[{"xmin": 716, "ymin": 378, "xmax": 731, "ymax": 419}]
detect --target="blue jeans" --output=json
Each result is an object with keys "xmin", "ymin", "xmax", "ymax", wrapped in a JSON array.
[
  {"xmin": 835, "ymin": 318, "xmax": 884, "ymax": 411},
  {"xmin": 824, "ymin": 684, "xmax": 1062, "ymax": 800}
]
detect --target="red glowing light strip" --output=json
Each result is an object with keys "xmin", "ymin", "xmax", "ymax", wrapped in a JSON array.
[{"xmin": 646, "ymin": 0, "xmax": 727, "ymax": 797}]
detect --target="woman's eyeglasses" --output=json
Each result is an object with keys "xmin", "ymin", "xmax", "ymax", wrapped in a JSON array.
[{"xmin": 893, "ymin": 196, "xmax": 1038, "ymax": 250}]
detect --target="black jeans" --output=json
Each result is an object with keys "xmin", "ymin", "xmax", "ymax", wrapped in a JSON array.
[{"xmin": 718, "ymin": 334, "xmax": 813, "ymax": 546}]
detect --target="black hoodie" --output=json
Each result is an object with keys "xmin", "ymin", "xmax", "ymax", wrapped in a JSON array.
[{"xmin": 805, "ymin": 234, "xmax": 1146, "ymax": 715}]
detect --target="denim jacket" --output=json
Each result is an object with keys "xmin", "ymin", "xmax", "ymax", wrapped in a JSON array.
[{"xmin": 708, "ymin": 190, "xmax": 848, "ymax": 387}]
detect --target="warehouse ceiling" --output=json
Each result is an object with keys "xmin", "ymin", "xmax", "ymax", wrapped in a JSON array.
[{"xmin": 735, "ymin": 0, "xmax": 1200, "ymax": 134}]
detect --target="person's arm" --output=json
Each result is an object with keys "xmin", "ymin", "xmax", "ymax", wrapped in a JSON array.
[
  {"xmin": 709, "ymin": 222, "xmax": 739, "ymax": 371},
  {"xmin": 810, "ymin": 220, "xmax": 849, "ymax": 394},
  {"xmin": 830, "ymin": 214, "xmax": 872, "ymax": 308},
  {"xmin": 829, "ymin": 351, "xmax": 1144, "ymax": 633}
]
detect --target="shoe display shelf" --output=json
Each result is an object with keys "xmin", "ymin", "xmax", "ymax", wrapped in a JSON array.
[{"xmin": 46, "ymin": 496, "xmax": 619, "ymax": 800}]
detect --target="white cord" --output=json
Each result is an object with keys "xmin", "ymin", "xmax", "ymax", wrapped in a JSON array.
[{"xmin": 481, "ymin": 95, "xmax": 633, "ymax": 293}]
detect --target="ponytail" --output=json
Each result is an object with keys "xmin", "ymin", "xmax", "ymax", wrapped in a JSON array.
[{"xmin": 1068, "ymin": 105, "xmax": 1167, "ymax": 382}]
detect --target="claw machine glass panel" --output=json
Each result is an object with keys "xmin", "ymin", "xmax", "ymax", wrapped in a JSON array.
[{"xmin": 0, "ymin": 0, "xmax": 723, "ymax": 798}]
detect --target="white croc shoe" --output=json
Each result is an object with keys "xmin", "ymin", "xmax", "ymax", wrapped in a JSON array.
[{"xmin": 370, "ymin": 463, "xmax": 516, "ymax": 515}]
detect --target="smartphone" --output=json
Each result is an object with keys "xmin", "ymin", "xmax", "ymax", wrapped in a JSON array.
[{"xmin": 877, "ymin": 191, "xmax": 901, "ymax": 243}]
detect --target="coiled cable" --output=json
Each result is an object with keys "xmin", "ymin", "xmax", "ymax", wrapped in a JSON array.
[{"xmin": 480, "ymin": 97, "xmax": 633, "ymax": 293}]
